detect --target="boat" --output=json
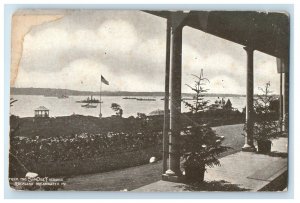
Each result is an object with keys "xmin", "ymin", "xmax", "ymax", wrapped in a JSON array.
[
  {"xmin": 76, "ymin": 95, "xmax": 102, "ymax": 103},
  {"xmin": 136, "ymin": 98, "xmax": 156, "ymax": 101},
  {"xmin": 81, "ymin": 103, "xmax": 98, "ymax": 108},
  {"xmin": 57, "ymin": 94, "xmax": 69, "ymax": 99},
  {"xmin": 122, "ymin": 97, "xmax": 137, "ymax": 100}
]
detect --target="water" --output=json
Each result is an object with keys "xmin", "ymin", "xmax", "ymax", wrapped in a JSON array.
[{"xmin": 10, "ymin": 95, "xmax": 246, "ymax": 118}]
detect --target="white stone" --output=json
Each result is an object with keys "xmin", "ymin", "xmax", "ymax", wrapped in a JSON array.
[
  {"xmin": 25, "ymin": 172, "xmax": 38, "ymax": 178},
  {"xmin": 149, "ymin": 157, "xmax": 157, "ymax": 163}
]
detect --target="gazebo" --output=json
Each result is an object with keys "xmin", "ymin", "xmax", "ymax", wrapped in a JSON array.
[{"xmin": 34, "ymin": 106, "xmax": 49, "ymax": 118}]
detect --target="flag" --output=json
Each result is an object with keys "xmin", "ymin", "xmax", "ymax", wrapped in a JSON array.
[{"xmin": 101, "ymin": 75, "xmax": 109, "ymax": 85}]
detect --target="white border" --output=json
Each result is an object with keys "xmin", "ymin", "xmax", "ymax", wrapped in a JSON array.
[{"xmin": 1, "ymin": 0, "xmax": 299, "ymax": 202}]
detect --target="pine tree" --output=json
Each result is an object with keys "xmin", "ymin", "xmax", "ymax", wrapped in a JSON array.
[
  {"xmin": 183, "ymin": 69, "xmax": 210, "ymax": 113},
  {"xmin": 181, "ymin": 69, "xmax": 229, "ymax": 182}
]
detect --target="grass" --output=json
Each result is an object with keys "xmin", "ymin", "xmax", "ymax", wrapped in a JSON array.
[{"xmin": 64, "ymin": 160, "xmax": 163, "ymax": 191}]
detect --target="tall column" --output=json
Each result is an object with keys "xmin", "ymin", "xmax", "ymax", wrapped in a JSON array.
[
  {"xmin": 164, "ymin": 23, "xmax": 183, "ymax": 178},
  {"xmin": 242, "ymin": 46, "xmax": 256, "ymax": 152},
  {"xmin": 279, "ymin": 72, "xmax": 283, "ymax": 131},
  {"xmin": 283, "ymin": 72, "xmax": 289, "ymax": 131},
  {"xmin": 162, "ymin": 19, "xmax": 171, "ymax": 174}
]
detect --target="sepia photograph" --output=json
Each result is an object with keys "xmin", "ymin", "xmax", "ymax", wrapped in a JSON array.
[{"xmin": 8, "ymin": 9, "xmax": 289, "ymax": 192}]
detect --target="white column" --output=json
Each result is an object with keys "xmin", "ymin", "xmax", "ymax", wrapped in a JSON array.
[
  {"xmin": 163, "ymin": 19, "xmax": 171, "ymax": 174},
  {"xmin": 165, "ymin": 23, "xmax": 183, "ymax": 177},
  {"xmin": 242, "ymin": 46, "xmax": 256, "ymax": 152}
]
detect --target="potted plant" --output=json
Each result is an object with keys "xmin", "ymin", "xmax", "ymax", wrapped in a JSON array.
[
  {"xmin": 181, "ymin": 124, "xmax": 229, "ymax": 182},
  {"xmin": 181, "ymin": 69, "xmax": 228, "ymax": 182},
  {"xmin": 251, "ymin": 82, "xmax": 281, "ymax": 153}
]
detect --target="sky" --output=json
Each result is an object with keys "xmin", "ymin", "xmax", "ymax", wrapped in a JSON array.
[{"xmin": 14, "ymin": 10, "xmax": 280, "ymax": 94}]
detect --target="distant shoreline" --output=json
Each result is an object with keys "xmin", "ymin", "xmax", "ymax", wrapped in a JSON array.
[{"xmin": 10, "ymin": 87, "xmax": 247, "ymax": 97}]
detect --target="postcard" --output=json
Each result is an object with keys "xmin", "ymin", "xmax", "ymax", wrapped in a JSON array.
[{"xmin": 9, "ymin": 9, "xmax": 289, "ymax": 191}]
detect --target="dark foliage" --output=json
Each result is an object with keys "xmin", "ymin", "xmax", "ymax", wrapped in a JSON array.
[
  {"xmin": 111, "ymin": 103, "xmax": 123, "ymax": 117},
  {"xmin": 181, "ymin": 125, "xmax": 229, "ymax": 169},
  {"xmin": 180, "ymin": 70, "xmax": 229, "ymax": 173},
  {"xmin": 249, "ymin": 82, "xmax": 282, "ymax": 142}
]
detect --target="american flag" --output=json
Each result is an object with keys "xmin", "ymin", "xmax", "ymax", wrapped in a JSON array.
[{"xmin": 101, "ymin": 75, "xmax": 109, "ymax": 85}]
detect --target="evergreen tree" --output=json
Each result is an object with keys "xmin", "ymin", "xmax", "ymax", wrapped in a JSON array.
[{"xmin": 183, "ymin": 69, "xmax": 210, "ymax": 113}]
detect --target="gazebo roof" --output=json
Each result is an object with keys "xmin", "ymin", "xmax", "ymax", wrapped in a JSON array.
[
  {"xmin": 144, "ymin": 11, "xmax": 289, "ymax": 59},
  {"xmin": 34, "ymin": 106, "xmax": 49, "ymax": 111}
]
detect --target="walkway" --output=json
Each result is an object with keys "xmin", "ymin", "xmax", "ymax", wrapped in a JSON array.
[
  {"xmin": 133, "ymin": 137, "xmax": 288, "ymax": 192},
  {"xmin": 64, "ymin": 124, "xmax": 246, "ymax": 191}
]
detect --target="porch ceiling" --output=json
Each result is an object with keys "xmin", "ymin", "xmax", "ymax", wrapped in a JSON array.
[{"xmin": 144, "ymin": 11, "xmax": 289, "ymax": 59}]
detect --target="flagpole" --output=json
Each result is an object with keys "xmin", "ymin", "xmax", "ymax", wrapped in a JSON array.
[{"xmin": 100, "ymin": 76, "xmax": 102, "ymax": 118}]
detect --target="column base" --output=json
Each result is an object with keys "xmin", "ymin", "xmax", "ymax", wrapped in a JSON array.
[
  {"xmin": 162, "ymin": 174, "xmax": 184, "ymax": 183},
  {"xmin": 242, "ymin": 144, "xmax": 257, "ymax": 152}
]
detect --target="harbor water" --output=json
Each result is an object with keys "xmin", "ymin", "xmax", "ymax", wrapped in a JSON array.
[{"xmin": 10, "ymin": 95, "xmax": 246, "ymax": 118}]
